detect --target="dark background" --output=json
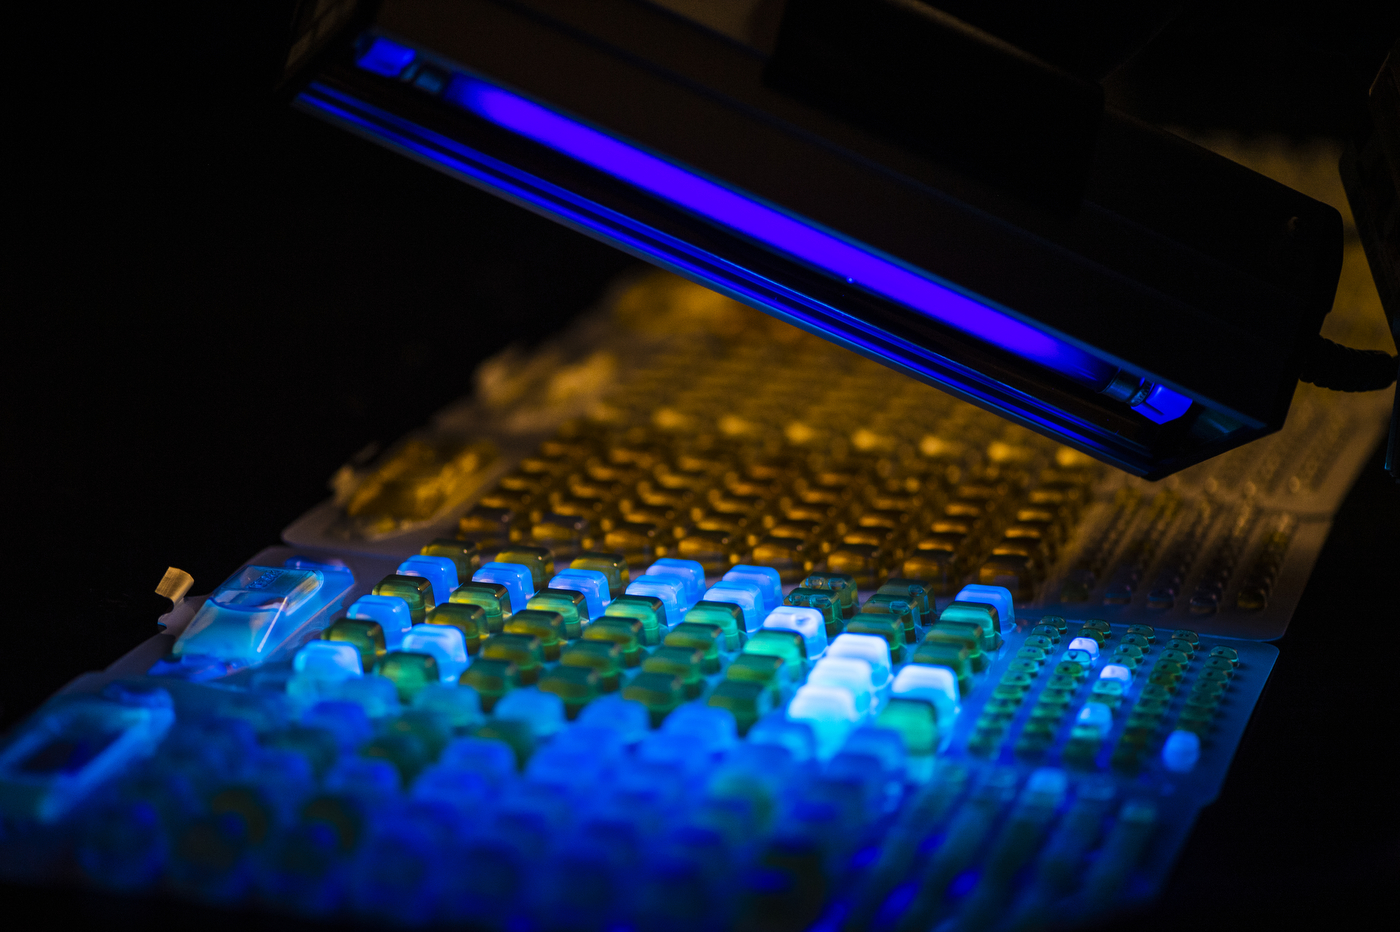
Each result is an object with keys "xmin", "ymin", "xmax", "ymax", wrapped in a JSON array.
[{"xmin": 5, "ymin": 1, "xmax": 1398, "ymax": 929}]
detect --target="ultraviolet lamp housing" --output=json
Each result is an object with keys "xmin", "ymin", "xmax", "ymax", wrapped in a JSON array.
[{"xmin": 289, "ymin": 0, "xmax": 1346, "ymax": 479}]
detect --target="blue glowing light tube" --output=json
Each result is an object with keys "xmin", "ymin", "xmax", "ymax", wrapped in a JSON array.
[
  {"xmin": 444, "ymin": 76, "xmax": 1113, "ymax": 388},
  {"xmin": 355, "ymin": 37, "xmax": 1192, "ymax": 424}
]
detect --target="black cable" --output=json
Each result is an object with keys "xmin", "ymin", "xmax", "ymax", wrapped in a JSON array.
[{"xmin": 1297, "ymin": 335, "xmax": 1398, "ymax": 391}]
